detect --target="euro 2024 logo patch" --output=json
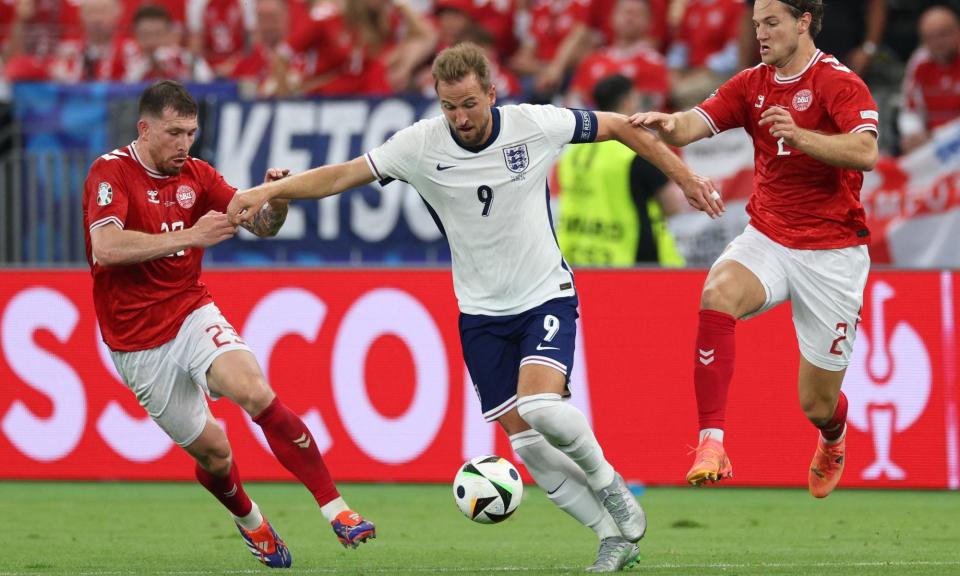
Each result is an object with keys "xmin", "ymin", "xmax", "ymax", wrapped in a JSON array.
[
  {"xmin": 792, "ymin": 89, "xmax": 813, "ymax": 112},
  {"xmin": 96, "ymin": 182, "xmax": 113, "ymax": 206},
  {"xmin": 503, "ymin": 144, "xmax": 529, "ymax": 174}
]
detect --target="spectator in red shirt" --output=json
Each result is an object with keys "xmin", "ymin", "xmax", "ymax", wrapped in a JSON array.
[
  {"xmin": 589, "ymin": 0, "xmax": 668, "ymax": 53},
  {"xmin": 471, "ymin": 0, "xmax": 517, "ymax": 59},
  {"xmin": 434, "ymin": 0, "xmax": 473, "ymax": 52},
  {"xmin": 666, "ymin": 0, "xmax": 744, "ymax": 108},
  {"xmin": 49, "ymin": 0, "xmax": 126, "ymax": 82},
  {"xmin": 281, "ymin": 0, "xmax": 435, "ymax": 96},
  {"xmin": 510, "ymin": 0, "xmax": 593, "ymax": 98},
  {"xmin": 119, "ymin": 0, "xmax": 186, "ymax": 31},
  {"xmin": 121, "ymin": 4, "xmax": 193, "ymax": 82},
  {"xmin": 568, "ymin": 0, "xmax": 668, "ymax": 110},
  {"xmin": 187, "ymin": 0, "xmax": 253, "ymax": 78},
  {"xmin": 899, "ymin": 6, "xmax": 960, "ymax": 153},
  {"xmin": 231, "ymin": 0, "xmax": 302, "ymax": 97},
  {"xmin": 417, "ymin": 26, "xmax": 520, "ymax": 97},
  {"xmin": 0, "ymin": 0, "xmax": 15, "ymax": 50},
  {"xmin": 3, "ymin": 0, "xmax": 81, "ymax": 80}
]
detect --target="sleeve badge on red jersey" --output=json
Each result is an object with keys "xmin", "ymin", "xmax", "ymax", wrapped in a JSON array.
[{"xmin": 96, "ymin": 182, "xmax": 113, "ymax": 206}]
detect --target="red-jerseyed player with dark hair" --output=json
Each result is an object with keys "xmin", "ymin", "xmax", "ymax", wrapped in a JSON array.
[
  {"xmin": 83, "ymin": 80, "xmax": 375, "ymax": 568},
  {"xmin": 631, "ymin": 0, "xmax": 878, "ymax": 498}
]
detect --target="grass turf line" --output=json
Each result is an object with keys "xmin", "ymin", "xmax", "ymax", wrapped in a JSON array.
[{"xmin": 1, "ymin": 482, "xmax": 957, "ymax": 575}]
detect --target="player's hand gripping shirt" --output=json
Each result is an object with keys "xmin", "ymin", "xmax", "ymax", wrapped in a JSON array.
[
  {"xmin": 694, "ymin": 50, "xmax": 879, "ymax": 249},
  {"xmin": 83, "ymin": 142, "xmax": 237, "ymax": 351},
  {"xmin": 366, "ymin": 104, "xmax": 597, "ymax": 316}
]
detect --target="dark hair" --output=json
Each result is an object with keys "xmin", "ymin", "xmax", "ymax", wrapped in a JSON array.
[
  {"xmin": 778, "ymin": 0, "xmax": 824, "ymax": 38},
  {"xmin": 138, "ymin": 80, "xmax": 197, "ymax": 119},
  {"xmin": 133, "ymin": 4, "xmax": 172, "ymax": 26},
  {"xmin": 593, "ymin": 74, "xmax": 633, "ymax": 113}
]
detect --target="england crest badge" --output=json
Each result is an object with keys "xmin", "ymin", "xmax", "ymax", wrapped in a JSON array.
[
  {"xmin": 97, "ymin": 182, "xmax": 113, "ymax": 206},
  {"xmin": 503, "ymin": 144, "xmax": 529, "ymax": 174}
]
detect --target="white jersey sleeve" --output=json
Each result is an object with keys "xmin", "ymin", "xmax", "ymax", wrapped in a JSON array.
[
  {"xmin": 364, "ymin": 119, "xmax": 431, "ymax": 184},
  {"xmin": 516, "ymin": 103, "xmax": 599, "ymax": 148}
]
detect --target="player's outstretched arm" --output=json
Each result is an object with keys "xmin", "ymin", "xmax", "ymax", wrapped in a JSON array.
[
  {"xmin": 239, "ymin": 168, "xmax": 291, "ymax": 238},
  {"xmin": 90, "ymin": 211, "xmax": 237, "ymax": 267},
  {"xmin": 228, "ymin": 156, "xmax": 376, "ymax": 226},
  {"xmin": 596, "ymin": 111, "xmax": 725, "ymax": 218},
  {"xmin": 758, "ymin": 106, "xmax": 878, "ymax": 171},
  {"xmin": 627, "ymin": 110, "xmax": 712, "ymax": 148}
]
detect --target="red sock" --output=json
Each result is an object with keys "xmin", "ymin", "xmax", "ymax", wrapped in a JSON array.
[
  {"xmin": 819, "ymin": 391, "xmax": 848, "ymax": 441},
  {"xmin": 694, "ymin": 309, "xmax": 737, "ymax": 431},
  {"xmin": 195, "ymin": 460, "xmax": 253, "ymax": 518},
  {"xmin": 254, "ymin": 397, "xmax": 340, "ymax": 507}
]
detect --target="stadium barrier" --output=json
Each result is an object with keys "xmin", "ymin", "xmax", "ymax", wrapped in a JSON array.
[
  {"xmin": 5, "ymin": 83, "xmax": 959, "ymax": 268},
  {"xmin": 1, "ymin": 269, "xmax": 956, "ymax": 489}
]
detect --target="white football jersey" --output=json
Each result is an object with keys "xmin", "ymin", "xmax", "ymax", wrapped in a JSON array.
[{"xmin": 366, "ymin": 104, "xmax": 598, "ymax": 316}]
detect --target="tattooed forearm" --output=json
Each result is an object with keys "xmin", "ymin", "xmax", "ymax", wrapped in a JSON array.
[{"xmin": 240, "ymin": 201, "xmax": 288, "ymax": 237}]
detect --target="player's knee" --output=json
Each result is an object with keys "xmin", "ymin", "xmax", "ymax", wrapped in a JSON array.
[
  {"xmin": 197, "ymin": 442, "xmax": 233, "ymax": 476},
  {"xmin": 516, "ymin": 394, "xmax": 559, "ymax": 430},
  {"xmin": 232, "ymin": 372, "xmax": 275, "ymax": 416},
  {"xmin": 800, "ymin": 396, "xmax": 834, "ymax": 427},
  {"xmin": 700, "ymin": 283, "xmax": 738, "ymax": 314}
]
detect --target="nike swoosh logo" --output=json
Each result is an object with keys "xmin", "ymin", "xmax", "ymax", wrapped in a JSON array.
[
  {"xmin": 436, "ymin": 164, "xmax": 456, "ymax": 171},
  {"xmin": 536, "ymin": 343, "xmax": 560, "ymax": 351},
  {"xmin": 547, "ymin": 478, "xmax": 567, "ymax": 495}
]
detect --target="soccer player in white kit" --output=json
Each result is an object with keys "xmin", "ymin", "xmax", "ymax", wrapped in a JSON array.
[{"xmin": 229, "ymin": 43, "xmax": 721, "ymax": 572}]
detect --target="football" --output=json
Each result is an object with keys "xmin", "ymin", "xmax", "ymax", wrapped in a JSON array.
[{"xmin": 452, "ymin": 455, "xmax": 524, "ymax": 524}]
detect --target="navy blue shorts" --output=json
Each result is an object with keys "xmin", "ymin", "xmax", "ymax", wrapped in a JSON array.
[{"xmin": 459, "ymin": 296, "xmax": 579, "ymax": 422}]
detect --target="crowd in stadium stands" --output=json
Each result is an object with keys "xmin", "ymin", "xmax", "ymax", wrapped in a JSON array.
[{"xmin": 1, "ymin": 0, "xmax": 959, "ymax": 154}]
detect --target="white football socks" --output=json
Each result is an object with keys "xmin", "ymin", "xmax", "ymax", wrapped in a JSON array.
[
  {"xmin": 320, "ymin": 496, "xmax": 349, "ymax": 522},
  {"xmin": 516, "ymin": 393, "xmax": 616, "ymax": 492},
  {"xmin": 510, "ymin": 429, "xmax": 620, "ymax": 540},
  {"xmin": 699, "ymin": 428, "xmax": 724, "ymax": 443},
  {"xmin": 233, "ymin": 501, "xmax": 264, "ymax": 531}
]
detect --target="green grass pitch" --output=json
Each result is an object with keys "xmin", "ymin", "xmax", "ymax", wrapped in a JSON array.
[{"xmin": 2, "ymin": 481, "xmax": 958, "ymax": 575}]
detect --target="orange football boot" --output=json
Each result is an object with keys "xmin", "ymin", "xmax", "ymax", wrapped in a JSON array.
[
  {"xmin": 809, "ymin": 429, "xmax": 846, "ymax": 498},
  {"xmin": 686, "ymin": 434, "xmax": 733, "ymax": 486}
]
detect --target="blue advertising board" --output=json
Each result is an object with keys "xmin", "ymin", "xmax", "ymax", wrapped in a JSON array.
[{"xmin": 205, "ymin": 97, "xmax": 450, "ymax": 265}]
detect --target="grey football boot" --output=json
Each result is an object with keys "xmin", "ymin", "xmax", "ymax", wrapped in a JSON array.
[
  {"xmin": 585, "ymin": 537, "xmax": 641, "ymax": 573},
  {"xmin": 595, "ymin": 473, "xmax": 646, "ymax": 542}
]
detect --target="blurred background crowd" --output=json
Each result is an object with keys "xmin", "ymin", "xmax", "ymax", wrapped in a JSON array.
[
  {"xmin": 1, "ymin": 0, "xmax": 958, "ymax": 156},
  {"xmin": 1, "ymin": 0, "xmax": 959, "ymax": 269}
]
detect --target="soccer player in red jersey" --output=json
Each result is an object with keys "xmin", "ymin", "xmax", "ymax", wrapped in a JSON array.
[
  {"xmin": 83, "ymin": 81, "xmax": 375, "ymax": 568},
  {"xmin": 632, "ymin": 0, "xmax": 879, "ymax": 498}
]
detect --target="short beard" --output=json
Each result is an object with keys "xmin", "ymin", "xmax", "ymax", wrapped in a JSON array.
[
  {"xmin": 159, "ymin": 163, "xmax": 183, "ymax": 176},
  {"xmin": 463, "ymin": 117, "xmax": 490, "ymax": 147}
]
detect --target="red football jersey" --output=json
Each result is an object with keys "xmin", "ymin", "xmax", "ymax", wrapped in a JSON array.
[
  {"xmin": 673, "ymin": 0, "xmax": 743, "ymax": 68},
  {"xmin": 589, "ymin": 0, "xmax": 669, "ymax": 53},
  {"xmin": 694, "ymin": 50, "xmax": 879, "ymax": 249},
  {"xmin": 471, "ymin": 0, "xmax": 518, "ymax": 58},
  {"xmin": 571, "ymin": 44, "xmax": 669, "ymax": 108},
  {"xmin": 187, "ymin": 0, "xmax": 251, "ymax": 68},
  {"xmin": 49, "ymin": 35, "xmax": 131, "ymax": 82},
  {"xmin": 288, "ymin": 2, "xmax": 395, "ymax": 96},
  {"xmin": 528, "ymin": 0, "xmax": 590, "ymax": 62},
  {"xmin": 83, "ymin": 142, "xmax": 237, "ymax": 351},
  {"xmin": 902, "ymin": 49, "xmax": 960, "ymax": 132}
]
